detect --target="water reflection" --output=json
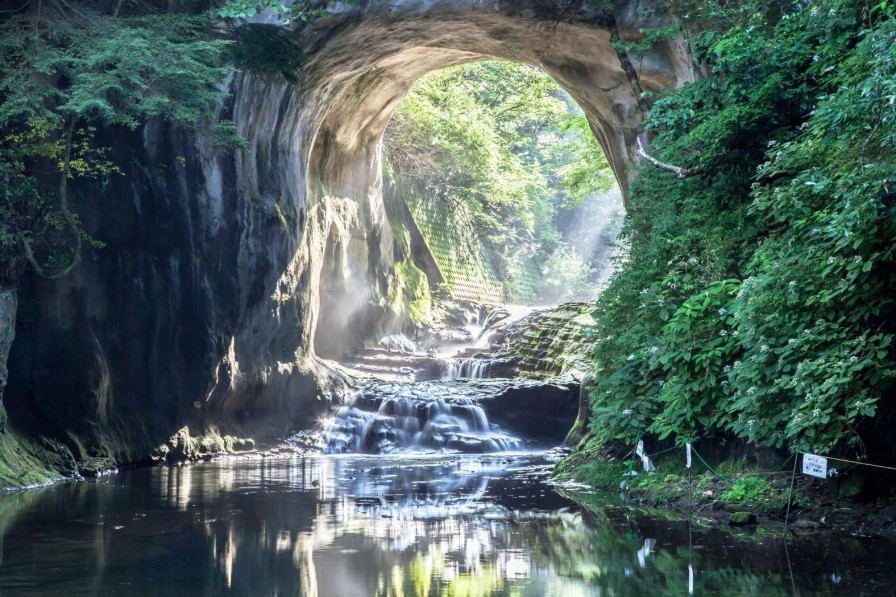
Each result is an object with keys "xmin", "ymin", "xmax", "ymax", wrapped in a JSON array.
[{"xmin": 0, "ymin": 453, "xmax": 894, "ymax": 595}]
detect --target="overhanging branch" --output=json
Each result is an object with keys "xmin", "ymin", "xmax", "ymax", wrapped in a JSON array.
[{"xmin": 636, "ymin": 138, "xmax": 704, "ymax": 179}]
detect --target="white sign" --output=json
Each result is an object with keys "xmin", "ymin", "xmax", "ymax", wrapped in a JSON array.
[{"xmin": 802, "ymin": 453, "xmax": 828, "ymax": 479}]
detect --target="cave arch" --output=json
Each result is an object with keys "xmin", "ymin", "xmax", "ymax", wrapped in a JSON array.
[
  {"xmin": 214, "ymin": 0, "xmax": 695, "ymax": 422},
  {"xmin": 299, "ymin": 2, "xmax": 692, "ymax": 355}
]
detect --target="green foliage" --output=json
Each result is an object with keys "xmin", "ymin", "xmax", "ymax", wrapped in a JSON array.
[
  {"xmin": 0, "ymin": 13, "xmax": 231, "ymax": 129},
  {"xmin": 587, "ymin": 0, "xmax": 896, "ymax": 454},
  {"xmin": 230, "ymin": 24, "xmax": 307, "ymax": 80},
  {"xmin": 393, "ymin": 260, "xmax": 433, "ymax": 326},
  {"xmin": 722, "ymin": 477, "xmax": 772, "ymax": 504},
  {"xmin": 385, "ymin": 61, "xmax": 616, "ymax": 304},
  {"xmin": 0, "ymin": 8, "xmax": 233, "ymax": 279},
  {"xmin": 555, "ymin": 114, "xmax": 615, "ymax": 207},
  {"xmin": 217, "ymin": 0, "xmax": 344, "ymax": 24},
  {"xmin": 569, "ymin": 456, "xmax": 628, "ymax": 492}
]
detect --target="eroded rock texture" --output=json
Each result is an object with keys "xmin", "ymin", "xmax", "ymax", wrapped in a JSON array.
[{"xmin": 6, "ymin": 0, "xmax": 696, "ymax": 463}]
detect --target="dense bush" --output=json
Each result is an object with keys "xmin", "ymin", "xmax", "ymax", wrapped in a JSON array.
[{"xmin": 588, "ymin": 0, "xmax": 896, "ymax": 454}]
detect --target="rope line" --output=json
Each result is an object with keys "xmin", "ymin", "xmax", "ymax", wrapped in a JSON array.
[
  {"xmin": 645, "ymin": 445, "xmax": 679, "ymax": 458},
  {"xmin": 819, "ymin": 455, "xmax": 896, "ymax": 472},
  {"xmin": 623, "ymin": 438, "xmax": 896, "ymax": 490},
  {"xmin": 690, "ymin": 446, "xmax": 735, "ymax": 482}
]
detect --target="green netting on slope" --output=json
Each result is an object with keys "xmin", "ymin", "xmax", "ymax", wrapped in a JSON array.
[
  {"xmin": 505, "ymin": 256, "xmax": 542, "ymax": 305},
  {"xmin": 404, "ymin": 193, "xmax": 504, "ymax": 304}
]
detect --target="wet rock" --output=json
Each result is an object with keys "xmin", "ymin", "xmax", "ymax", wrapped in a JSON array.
[
  {"xmin": 153, "ymin": 428, "xmax": 256, "ymax": 463},
  {"xmin": 821, "ymin": 508, "xmax": 861, "ymax": 527},
  {"xmin": 78, "ymin": 457, "xmax": 116, "ymax": 478},
  {"xmin": 377, "ymin": 334, "xmax": 417, "ymax": 354},
  {"xmin": 792, "ymin": 519, "xmax": 821, "ymax": 530},
  {"xmin": 155, "ymin": 427, "xmax": 198, "ymax": 463},
  {"xmin": 879, "ymin": 504, "xmax": 896, "ymax": 523},
  {"xmin": 224, "ymin": 436, "xmax": 256, "ymax": 453},
  {"xmin": 476, "ymin": 380, "xmax": 579, "ymax": 443},
  {"xmin": 284, "ymin": 430, "xmax": 324, "ymax": 452},
  {"xmin": 728, "ymin": 512, "xmax": 757, "ymax": 526}
]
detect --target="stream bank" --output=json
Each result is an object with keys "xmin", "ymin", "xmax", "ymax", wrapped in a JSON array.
[{"xmin": 554, "ymin": 442, "xmax": 896, "ymax": 537}]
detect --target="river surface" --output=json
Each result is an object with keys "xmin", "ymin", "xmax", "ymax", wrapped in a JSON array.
[{"xmin": 0, "ymin": 453, "xmax": 893, "ymax": 596}]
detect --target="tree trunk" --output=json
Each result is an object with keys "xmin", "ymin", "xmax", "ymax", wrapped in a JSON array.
[
  {"xmin": 0, "ymin": 282, "xmax": 17, "ymax": 433},
  {"xmin": 564, "ymin": 374, "xmax": 594, "ymax": 447}
]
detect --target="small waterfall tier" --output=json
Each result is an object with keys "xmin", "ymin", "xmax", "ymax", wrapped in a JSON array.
[
  {"xmin": 440, "ymin": 358, "xmax": 492, "ymax": 380},
  {"xmin": 324, "ymin": 382, "xmax": 524, "ymax": 454}
]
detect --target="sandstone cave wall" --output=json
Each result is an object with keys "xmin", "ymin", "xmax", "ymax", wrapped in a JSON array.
[{"xmin": 5, "ymin": 0, "xmax": 698, "ymax": 462}]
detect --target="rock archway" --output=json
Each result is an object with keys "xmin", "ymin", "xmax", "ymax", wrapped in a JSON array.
[
  {"xmin": 214, "ymin": 0, "xmax": 697, "ymax": 424},
  {"xmin": 7, "ymin": 1, "xmax": 698, "ymax": 449}
]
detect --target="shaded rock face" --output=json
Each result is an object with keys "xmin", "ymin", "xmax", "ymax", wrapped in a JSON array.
[{"xmin": 6, "ymin": 1, "xmax": 695, "ymax": 461}]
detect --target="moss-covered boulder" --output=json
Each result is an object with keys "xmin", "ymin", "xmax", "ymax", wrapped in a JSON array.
[
  {"xmin": 729, "ymin": 512, "xmax": 758, "ymax": 526},
  {"xmin": 154, "ymin": 426, "xmax": 197, "ymax": 463}
]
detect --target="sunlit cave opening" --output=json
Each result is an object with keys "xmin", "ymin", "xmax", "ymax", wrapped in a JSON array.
[
  {"xmin": 383, "ymin": 60, "xmax": 625, "ymax": 312},
  {"xmin": 314, "ymin": 60, "xmax": 624, "ymax": 365},
  {"xmin": 315, "ymin": 61, "xmax": 625, "ymax": 455}
]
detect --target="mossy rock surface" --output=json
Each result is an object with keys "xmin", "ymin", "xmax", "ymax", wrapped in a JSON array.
[
  {"xmin": 0, "ymin": 430, "xmax": 64, "ymax": 489},
  {"xmin": 729, "ymin": 512, "xmax": 758, "ymax": 526}
]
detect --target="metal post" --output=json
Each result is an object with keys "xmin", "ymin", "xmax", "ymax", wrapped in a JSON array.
[{"xmin": 784, "ymin": 452, "xmax": 799, "ymax": 534}]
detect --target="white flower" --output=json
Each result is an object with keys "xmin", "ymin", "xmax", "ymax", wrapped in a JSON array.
[
  {"xmin": 732, "ymin": 331, "xmax": 740, "ymax": 337},
  {"xmin": 850, "ymin": 356, "xmax": 858, "ymax": 362},
  {"xmin": 720, "ymin": 330, "xmax": 728, "ymax": 337},
  {"xmin": 760, "ymin": 344, "xmax": 770, "ymax": 353},
  {"xmin": 719, "ymin": 307, "xmax": 727, "ymax": 315},
  {"xmin": 650, "ymin": 346, "xmax": 659, "ymax": 354},
  {"xmin": 723, "ymin": 365, "xmax": 732, "ymax": 373},
  {"xmin": 721, "ymin": 380, "xmax": 728, "ymax": 386},
  {"xmin": 812, "ymin": 408, "xmax": 821, "ymax": 417},
  {"xmin": 622, "ymin": 409, "xmax": 633, "ymax": 416},
  {"xmin": 627, "ymin": 355, "xmax": 635, "ymax": 362}
]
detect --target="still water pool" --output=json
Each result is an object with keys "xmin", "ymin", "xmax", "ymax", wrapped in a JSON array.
[{"xmin": 0, "ymin": 453, "xmax": 893, "ymax": 596}]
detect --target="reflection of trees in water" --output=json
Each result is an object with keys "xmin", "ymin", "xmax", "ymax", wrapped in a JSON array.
[{"xmin": 0, "ymin": 458, "xmax": 889, "ymax": 595}]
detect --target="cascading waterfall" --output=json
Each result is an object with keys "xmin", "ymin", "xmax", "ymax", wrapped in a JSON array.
[
  {"xmin": 441, "ymin": 358, "xmax": 492, "ymax": 380},
  {"xmin": 324, "ymin": 389, "xmax": 522, "ymax": 454}
]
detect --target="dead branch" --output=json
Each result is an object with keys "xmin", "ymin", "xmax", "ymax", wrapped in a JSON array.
[{"xmin": 636, "ymin": 138, "xmax": 704, "ymax": 178}]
